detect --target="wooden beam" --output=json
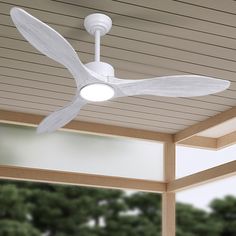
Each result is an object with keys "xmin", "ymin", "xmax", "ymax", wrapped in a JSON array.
[
  {"xmin": 167, "ymin": 160, "xmax": 236, "ymax": 192},
  {"xmin": 162, "ymin": 143, "xmax": 176, "ymax": 236},
  {"xmin": 217, "ymin": 131, "xmax": 236, "ymax": 150},
  {"xmin": 179, "ymin": 136, "xmax": 217, "ymax": 150},
  {"xmin": 178, "ymin": 131, "xmax": 236, "ymax": 150},
  {"xmin": 164, "ymin": 143, "xmax": 176, "ymax": 182},
  {"xmin": 0, "ymin": 110, "xmax": 173, "ymax": 143},
  {"xmin": 174, "ymin": 107, "xmax": 236, "ymax": 143},
  {"xmin": 0, "ymin": 165, "xmax": 166, "ymax": 193}
]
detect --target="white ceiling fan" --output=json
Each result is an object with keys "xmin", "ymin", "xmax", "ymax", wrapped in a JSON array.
[{"xmin": 10, "ymin": 7, "xmax": 230, "ymax": 134}]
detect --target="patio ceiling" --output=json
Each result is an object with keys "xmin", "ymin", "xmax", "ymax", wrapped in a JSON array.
[{"xmin": 1, "ymin": 0, "xmax": 236, "ymax": 146}]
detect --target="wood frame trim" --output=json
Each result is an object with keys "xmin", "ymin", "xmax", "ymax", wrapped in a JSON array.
[
  {"xmin": 0, "ymin": 165, "xmax": 166, "ymax": 193},
  {"xmin": 0, "ymin": 110, "xmax": 173, "ymax": 143},
  {"xmin": 174, "ymin": 107, "xmax": 236, "ymax": 143},
  {"xmin": 179, "ymin": 132, "xmax": 236, "ymax": 150},
  {"xmin": 167, "ymin": 160, "xmax": 236, "ymax": 192},
  {"xmin": 2, "ymin": 109, "xmax": 236, "ymax": 150},
  {"xmin": 179, "ymin": 136, "xmax": 217, "ymax": 150},
  {"xmin": 0, "ymin": 160, "xmax": 235, "ymax": 194},
  {"xmin": 217, "ymin": 131, "xmax": 236, "ymax": 150},
  {"xmin": 162, "ymin": 143, "xmax": 176, "ymax": 236}
]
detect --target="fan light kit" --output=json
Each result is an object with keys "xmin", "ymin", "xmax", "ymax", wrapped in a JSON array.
[
  {"xmin": 10, "ymin": 7, "xmax": 230, "ymax": 134},
  {"xmin": 80, "ymin": 83, "xmax": 115, "ymax": 102}
]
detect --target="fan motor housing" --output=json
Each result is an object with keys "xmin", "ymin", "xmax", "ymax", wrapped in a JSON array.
[{"xmin": 85, "ymin": 61, "xmax": 115, "ymax": 77}]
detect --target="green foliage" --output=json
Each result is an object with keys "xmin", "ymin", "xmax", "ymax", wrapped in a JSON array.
[
  {"xmin": 210, "ymin": 195, "xmax": 236, "ymax": 236},
  {"xmin": 0, "ymin": 183, "xmax": 40, "ymax": 236},
  {"xmin": 0, "ymin": 220, "xmax": 40, "ymax": 236},
  {"xmin": 0, "ymin": 184, "xmax": 28, "ymax": 220},
  {"xmin": 0, "ymin": 180, "xmax": 235, "ymax": 236},
  {"xmin": 176, "ymin": 203, "xmax": 221, "ymax": 236},
  {"xmin": 103, "ymin": 192, "xmax": 161, "ymax": 236}
]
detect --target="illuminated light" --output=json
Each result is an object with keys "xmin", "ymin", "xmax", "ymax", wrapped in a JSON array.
[{"xmin": 80, "ymin": 83, "xmax": 115, "ymax": 102}]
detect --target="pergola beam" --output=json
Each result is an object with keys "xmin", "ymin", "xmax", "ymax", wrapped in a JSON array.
[
  {"xmin": 0, "ymin": 165, "xmax": 166, "ymax": 193},
  {"xmin": 179, "ymin": 132, "xmax": 236, "ymax": 150},
  {"xmin": 174, "ymin": 107, "xmax": 236, "ymax": 143},
  {"xmin": 167, "ymin": 160, "xmax": 236, "ymax": 192},
  {"xmin": 217, "ymin": 131, "xmax": 236, "ymax": 150},
  {"xmin": 2, "ymin": 109, "xmax": 236, "ymax": 150},
  {"xmin": 0, "ymin": 110, "xmax": 173, "ymax": 143},
  {"xmin": 179, "ymin": 136, "xmax": 217, "ymax": 150},
  {"xmin": 0, "ymin": 160, "xmax": 235, "ymax": 194}
]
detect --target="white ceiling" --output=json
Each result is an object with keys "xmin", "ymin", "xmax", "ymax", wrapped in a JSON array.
[{"xmin": 1, "ymin": 0, "xmax": 236, "ymax": 135}]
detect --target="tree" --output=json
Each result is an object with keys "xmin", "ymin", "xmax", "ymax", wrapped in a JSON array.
[
  {"xmin": 0, "ymin": 220, "xmax": 40, "ymax": 236},
  {"xmin": 22, "ymin": 182, "xmax": 126, "ymax": 236},
  {"xmin": 0, "ymin": 182, "xmax": 40, "ymax": 236},
  {"xmin": 107, "ymin": 192, "xmax": 162, "ymax": 236},
  {"xmin": 0, "ymin": 180, "xmax": 236, "ymax": 236},
  {"xmin": 210, "ymin": 195, "xmax": 236, "ymax": 236},
  {"xmin": 176, "ymin": 202, "xmax": 221, "ymax": 236}
]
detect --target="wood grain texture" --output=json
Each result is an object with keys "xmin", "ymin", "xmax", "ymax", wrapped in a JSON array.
[
  {"xmin": 162, "ymin": 193, "xmax": 176, "ymax": 236},
  {"xmin": 0, "ymin": 165, "xmax": 166, "ymax": 192},
  {"xmin": 162, "ymin": 143, "xmax": 176, "ymax": 236},
  {"xmin": 167, "ymin": 160, "xmax": 236, "ymax": 192},
  {"xmin": 217, "ymin": 131, "xmax": 236, "ymax": 150},
  {"xmin": 175, "ymin": 107, "xmax": 236, "ymax": 142},
  {"xmin": 164, "ymin": 143, "xmax": 176, "ymax": 182},
  {"xmin": 0, "ymin": 110, "xmax": 173, "ymax": 142},
  {"xmin": 179, "ymin": 136, "xmax": 217, "ymax": 150}
]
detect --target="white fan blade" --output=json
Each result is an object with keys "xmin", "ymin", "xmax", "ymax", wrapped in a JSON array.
[
  {"xmin": 37, "ymin": 96, "xmax": 86, "ymax": 134},
  {"xmin": 114, "ymin": 75, "xmax": 230, "ymax": 97},
  {"xmin": 10, "ymin": 7, "xmax": 98, "ymax": 87}
]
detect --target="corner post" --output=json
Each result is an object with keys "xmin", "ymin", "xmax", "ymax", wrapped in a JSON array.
[{"xmin": 162, "ymin": 142, "xmax": 176, "ymax": 236}]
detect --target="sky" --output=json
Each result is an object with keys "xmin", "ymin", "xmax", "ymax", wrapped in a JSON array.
[{"xmin": 176, "ymin": 176, "xmax": 236, "ymax": 211}]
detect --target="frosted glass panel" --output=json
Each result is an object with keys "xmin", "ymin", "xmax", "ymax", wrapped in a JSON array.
[
  {"xmin": 176, "ymin": 145, "xmax": 236, "ymax": 178},
  {"xmin": 0, "ymin": 124, "xmax": 163, "ymax": 181}
]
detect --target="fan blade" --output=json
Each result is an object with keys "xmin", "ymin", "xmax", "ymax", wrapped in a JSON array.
[
  {"xmin": 10, "ymin": 7, "xmax": 98, "ymax": 87},
  {"xmin": 114, "ymin": 75, "xmax": 230, "ymax": 97},
  {"xmin": 37, "ymin": 96, "xmax": 86, "ymax": 134}
]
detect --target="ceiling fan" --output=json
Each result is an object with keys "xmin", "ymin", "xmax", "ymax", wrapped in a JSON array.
[{"xmin": 10, "ymin": 7, "xmax": 230, "ymax": 134}]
